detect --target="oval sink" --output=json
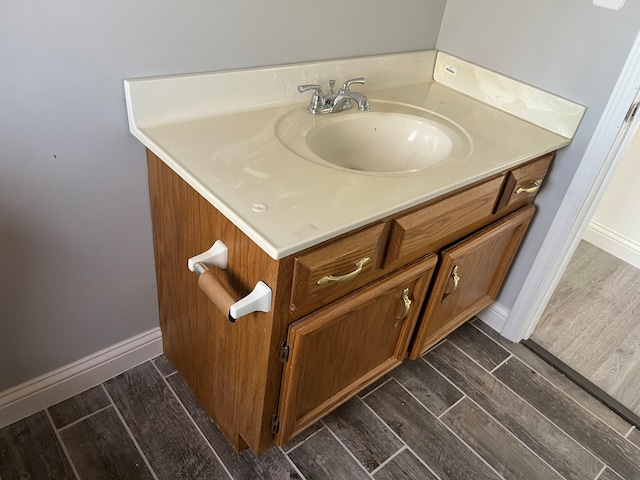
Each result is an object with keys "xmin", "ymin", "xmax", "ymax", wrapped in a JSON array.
[
  {"xmin": 275, "ymin": 101, "xmax": 472, "ymax": 175},
  {"xmin": 306, "ymin": 113, "xmax": 453, "ymax": 173}
]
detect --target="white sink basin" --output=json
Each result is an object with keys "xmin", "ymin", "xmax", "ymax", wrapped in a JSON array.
[{"xmin": 276, "ymin": 101, "xmax": 472, "ymax": 175}]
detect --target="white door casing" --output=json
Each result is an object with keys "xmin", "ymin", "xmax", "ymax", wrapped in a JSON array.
[{"xmin": 501, "ymin": 30, "xmax": 640, "ymax": 342}]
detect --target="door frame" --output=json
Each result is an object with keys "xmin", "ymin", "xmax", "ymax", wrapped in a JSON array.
[{"xmin": 501, "ymin": 29, "xmax": 640, "ymax": 342}]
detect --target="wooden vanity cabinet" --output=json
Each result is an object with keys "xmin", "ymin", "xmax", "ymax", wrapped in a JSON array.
[{"xmin": 146, "ymin": 149, "xmax": 552, "ymax": 454}]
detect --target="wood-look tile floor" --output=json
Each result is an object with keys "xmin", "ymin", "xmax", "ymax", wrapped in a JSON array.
[
  {"xmin": 2, "ymin": 320, "xmax": 640, "ymax": 480},
  {"xmin": 532, "ymin": 240, "xmax": 640, "ymax": 415}
]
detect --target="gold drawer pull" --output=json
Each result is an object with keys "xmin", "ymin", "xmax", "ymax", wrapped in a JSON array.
[
  {"xmin": 441, "ymin": 265, "xmax": 460, "ymax": 302},
  {"xmin": 317, "ymin": 257, "xmax": 371, "ymax": 285},
  {"xmin": 515, "ymin": 180, "xmax": 542, "ymax": 195},
  {"xmin": 394, "ymin": 288, "xmax": 412, "ymax": 327}
]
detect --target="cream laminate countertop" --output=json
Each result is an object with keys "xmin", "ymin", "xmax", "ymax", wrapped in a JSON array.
[{"xmin": 126, "ymin": 51, "xmax": 583, "ymax": 259}]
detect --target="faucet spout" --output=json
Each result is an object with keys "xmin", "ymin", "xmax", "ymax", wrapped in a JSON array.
[{"xmin": 330, "ymin": 92, "xmax": 371, "ymax": 113}]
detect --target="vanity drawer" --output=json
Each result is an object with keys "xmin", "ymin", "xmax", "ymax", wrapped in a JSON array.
[
  {"xmin": 494, "ymin": 153, "xmax": 554, "ymax": 213},
  {"xmin": 384, "ymin": 176, "xmax": 505, "ymax": 270},
  {"xmin": 290, "ymin": 223, "xmax": 386, "ymax": 318}
]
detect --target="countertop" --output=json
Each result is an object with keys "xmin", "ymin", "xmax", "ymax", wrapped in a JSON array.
[{"xmin": 126, "ymin": 51, "xmax": 585, "ymax": 259}]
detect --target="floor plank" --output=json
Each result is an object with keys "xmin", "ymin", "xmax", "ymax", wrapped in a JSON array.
[
  {"xmin": 282, "ymin": 422, "xmax": 324, "ymax": 453},
  {"xmin": 390, "ymin": 357, "xmax": 463, "ymax": 416},
  {"xmin": 629, "ymin": 428, "xmax": 640, "ymax": 448},
  {"xmin": 323, "ymin": 397, "xmax": 403, "ymax": 472},
  {"xmin": 494, "ymin": 357, "xmax": 640, "ymax": 479},
  {"xmin": 373, "ymin": 448, "xmax": 438, "ymax": 480},
  {"xmin": 426, "ymin": 341, "xmax": 603, "ymax": 480},
  {"xmin": 166, "ymin": 372, "xmax": 299, "ymax": 480},
  {"xmin": 104, "ymin": 361, "xmax": 229, "ymax": 480},
  {"xmin": 0, "ymin": 411, "xmax": 76, "ymax": 480},
  {"xmin": 364, "ymin": 379, "xmax": 501, "ymax": 480},
  {"xmin": 152, "ymin": 354, "xmax": 176, "ymax": 377},
  {"xmin": 288, "ymin": 427, "xmax": 370, "ymax": 480},
  {"xmin": 473, "ymin": 320, "xmax": 632, "ymax": 436},
  {"xmin": 599, "ymin": 468, "xmax": 624, "ymax": 480},
  {"xmin": 532, "ymin": 241, "xmax": 640, "ymax": 415},
  {"xmin": 59, "ymin": 406, "xmax": 155, "ymax": 480},
  {"xmin": 441, "ymin": 397, "xmax": 563, "ymax": 480},
  {"xmin": 446, "ymin": 322, "xmax": 510, "ymax": 370},
  {"xmin": 357, "ymin": 374, "xmax": 391, "ymax": 398},
  {"xmin": 48, "ymin": 385, "xmax": 111, "ymax": 429}
]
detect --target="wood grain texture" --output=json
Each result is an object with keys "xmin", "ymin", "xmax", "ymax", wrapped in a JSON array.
[
  {"xmin": 426, "ymin": 341, "xmax": 604, "ymax": 480},
  {"xmin": 494, "ymin": 153, "xmax": 553, "ymax": 213},
  {"xmin": 473, "ymin": 320, "xmax": 633, "ymax": 435},
  {"xmin": 59, "ymin": 407, "xmax": 155, "ymax": 480},
  {"xmin": 288, "ymin": 427, "xmax": 371, "ymax": 480},
  {"xmin": 629, "ymin": 428, "xmax": 640, "ymax": 448},
  {"xmin": 152, "ymin": 354, "xmax": 177, "ymax": 377},
  {"xmin": 494, "ymin": 357, "xmax": 640, "ymax": 479},
  {"xmin": 166, "ymin": 372, "xmax": 299, "ymax": 480},
  {"xmin": 364, "ymin": 379, "xmax": 501, "ymax": 480},
  {"xmin": 446, "ymin": 322, "xmax": 510, "ymax": 371},
  {"xmin": 599, "ymin": 468, "xmax": 624, "ymax": 480},
  {"xmin": 373, "ymin": 448, "xmax": 438, "ymax": 480},
  {"xmin": 323, "ymin": 397, "xmax": 403, "ymax": 472},
  {"xmin": 277, "ymin": 256, "xmax": 436, "ymax": 444},
  {"xmin": 147, "ymin": 150, "xmax": 293, "ymax": 452},
  {"xmin": 281, "ymin": 422, "xmax": 324, "ymax": 453},
  {"xmin": 390, "ymin": 357, "xmax": 463, "ymax": 416},
  {"xmin": 410, "ymin": 205, "xmax": 534, "ymax": 358},
  {"xmin": 384, "ymin": 176, "xmax": 504, "ymax": 271},
  {"xmin": 533, "ymin": 241, "xmax": 640, "ymax": 415},
  {"xmin": 48, "ymin": 385, "xmax": 110, "ymax": 429},
  {"xmin": 441, "ymin": 398, "xmax": 563, "ymax": 480},
  {"xmin": 197, "ymin": 270, "xmax": 237, "ymax": 319},
  {"xmin": 357, "ymin": 374, "xmax": 391, "ymax": 399},
  {"xmin": 0, "ymin": 411, "xmax": 75, "ymax": 480},
  {"xmin": 290, "ymin": 222, "xmax": 386, "ymax": 319},
  {"xmin": 104, "ymin": 361, "xmax": 229, "ymax": 480}
]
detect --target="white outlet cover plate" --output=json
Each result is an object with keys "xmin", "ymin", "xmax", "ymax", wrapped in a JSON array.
[{"xmin": 593, "ymin": 0, "xmax": 625, "ymax": 10}]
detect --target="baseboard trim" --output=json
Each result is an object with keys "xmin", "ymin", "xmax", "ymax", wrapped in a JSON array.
[
  {"xmin": 0, "ymin": 327, "xmax": 162, "ymax": 429},
  {"xmin": 475, "ymin": 301, "xmax": 509, "ymax": 333},
  {"xmin": 583, "ymin": 221, "xmax": 640, "ymax": 270}
]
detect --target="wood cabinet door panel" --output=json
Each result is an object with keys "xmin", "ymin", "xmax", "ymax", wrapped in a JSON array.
[
  {"xmin": 276, "ymin": 255, "xmax": 437, "ymax": 444},
  {"xmin": 409, "ymin": 205, "xmax": 535, "ymax": 359},
  {"xmin": 384, "ymin": 176, "xmax": 504, "ymax": 271}
]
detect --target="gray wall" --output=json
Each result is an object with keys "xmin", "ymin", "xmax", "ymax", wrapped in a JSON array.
[
  {"xmin": 0, "ymin": 0, "xmax": 446, "ymax": 391},
  {"xmin": 437, "ymin": 0, "xmax": 640, "ymax": 309}
]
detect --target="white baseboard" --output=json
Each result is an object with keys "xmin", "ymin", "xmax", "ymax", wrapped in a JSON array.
[
  {"xmin": 583, "ymin": 221, "xmax": 640, "ymax": 270},
  {"xmin": 0, "ymin": 328, "xmax": 162, "ymax": 429},
  {"xmin": 476, "ymin": 301, "xmax": 510, "ymax": 334}
]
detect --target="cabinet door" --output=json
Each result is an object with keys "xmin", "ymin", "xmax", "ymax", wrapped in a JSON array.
[
  {"xmin": 276, "ymin": 255, "xmax": 437, "ymax": 445},
  {"xmin": 409, "ymin": 205, "xmax": 535, "ymax": 359}
]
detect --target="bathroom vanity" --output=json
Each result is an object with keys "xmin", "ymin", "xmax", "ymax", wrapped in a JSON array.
[{"xmin": 126, "ymin": 51, "xmax": 584, "ymax": 454}]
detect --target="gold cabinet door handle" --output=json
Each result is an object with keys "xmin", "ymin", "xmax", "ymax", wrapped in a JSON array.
[
  {"xmin": 515, "ymin": 180, "xmax": 542, "ymax": 195},
  {"xmin": 441, "ymin": 265, "xmax": 460, "ymax": 302},
  {"xmin": 317, "ymin": 257, "xmax": 371, "ymax": 285},
  {"xmin": 394, "ymin": 288, "xmax": 412, "ymax": 327}
]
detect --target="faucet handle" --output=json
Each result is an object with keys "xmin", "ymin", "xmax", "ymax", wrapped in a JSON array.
[
  {"xmin": 340, "ymin": 77, "xmax": 365, "ymax": 93},
  {"xmin": 297, "ymin": 84, "xmax": 324, "ymax": 95},
  {"xmin": 298, "ymin": 84, "xmax": 327, "ymax": 114}
]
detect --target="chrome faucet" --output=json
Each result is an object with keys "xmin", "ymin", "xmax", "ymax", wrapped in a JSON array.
[{"xmin": 298, "ymin": 77, "xmax": 371, "ymax": 115}]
